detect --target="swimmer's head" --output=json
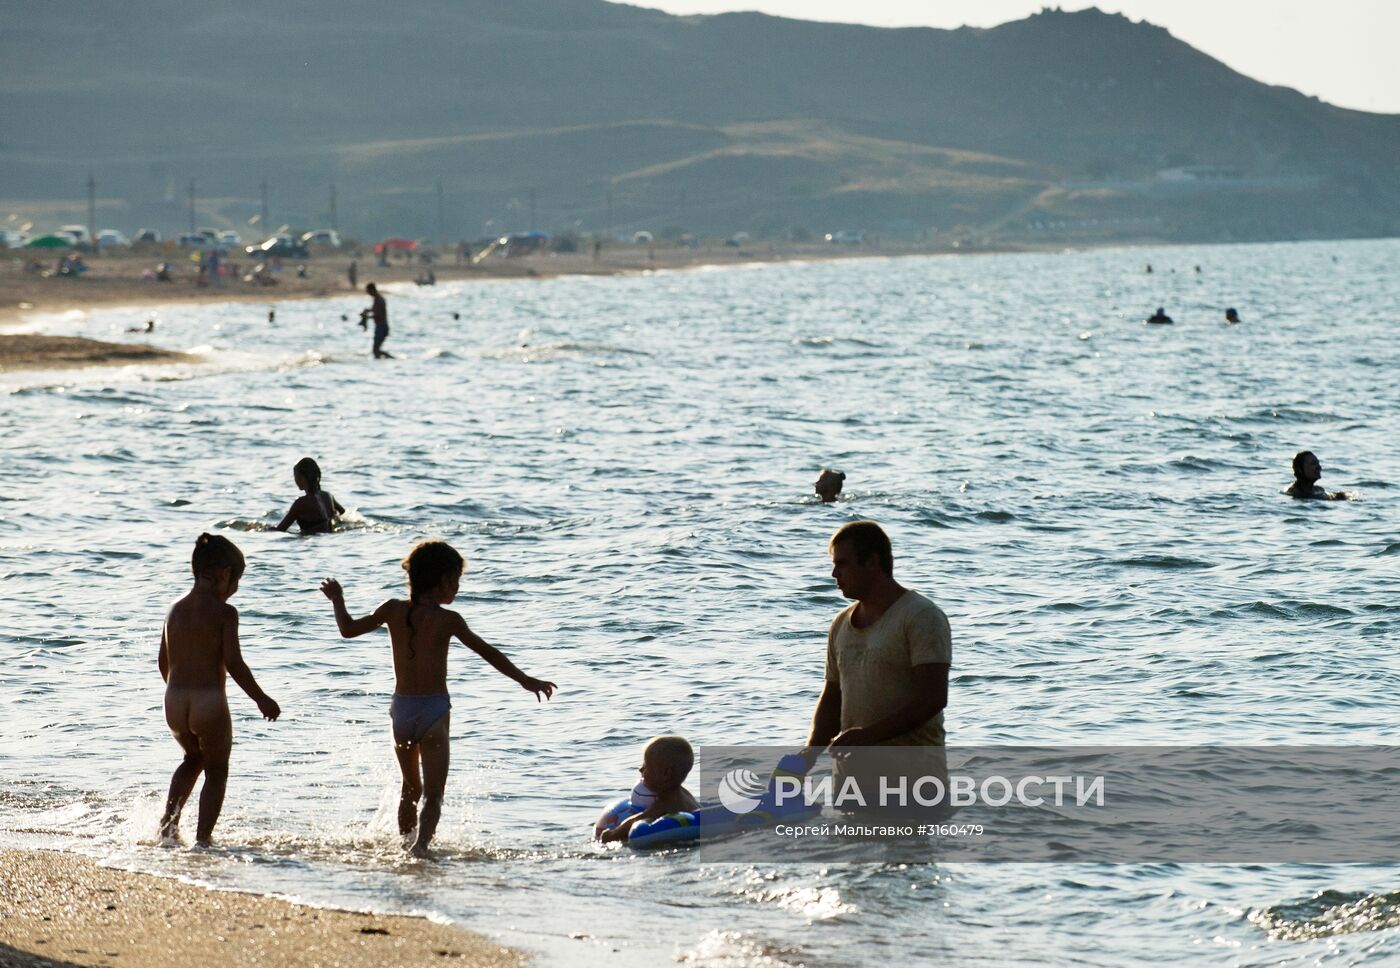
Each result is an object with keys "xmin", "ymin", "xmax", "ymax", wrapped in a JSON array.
[
  {"xmin": 814, "ymin": 468, "xmax": 846, "ymax": 503},
  {"xmin": 1225, "ymin": 308, "xmax": 1240, "ymax": 323},
  {"xmin": 1292, "ymin": 450, "xmax": 1321, "ymax": 484},
  {"xmin": 293, "ymin": 456, "xmax": 322, "ymax": 492},
  {"xmin": 191, "ymin": 532, "xmax": 245, "ymax": 595},
  {"xmin": 640, "ymin": 735, "xmax": 694, "ymax": 793},
  {"xmin": 829, "ymin": 521, "xmax": 894, "ymax": 598},
  {"xmin": 402, "ymin": 541, "xmax": 464, "ymax": 605}
]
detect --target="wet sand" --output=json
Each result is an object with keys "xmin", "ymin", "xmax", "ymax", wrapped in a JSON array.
[
  {"xmin": 0, "ymin": 848, "xmax": 523, "ymax": 968},
  {"xmin": 0, "ymin": 335, "xmax": 196, "ymax": 373}
]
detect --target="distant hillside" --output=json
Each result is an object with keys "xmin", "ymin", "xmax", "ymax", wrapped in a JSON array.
[{"xmin": 3, "ymin": 1, "xmax": 1398, "ymax": 243}]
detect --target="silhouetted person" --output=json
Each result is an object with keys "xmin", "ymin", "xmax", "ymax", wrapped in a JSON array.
[
  {"xmin": 1286, "ymin": 451, "xmax": 1344, "ymax": 500},
  {"xmin": 1145, "ymin": 264, "xmax": 1153, "ymax": 274},
  {"xmin": 1146, "ymin": 307, "xmax": 1173, "ymax": 325},
  {"xmin": 347, "ymin": 259, "xmax": 358, "ymax": 289},
  {"xmin": 1225, "ymin": 308, "xmax": 1241, "ymax": 324},
  {"xmin": 362, "ymin": 282, "xmax": 391, "ymax": 358},
  {"xmin": 814, "ymin": 469, "xmax": 846, "ymax": 503}
]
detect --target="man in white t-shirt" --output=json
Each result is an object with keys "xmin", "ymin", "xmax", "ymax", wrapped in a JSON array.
[{"xmin": 806, "ymin": 521, "xmax": 951, "ymax": 754}]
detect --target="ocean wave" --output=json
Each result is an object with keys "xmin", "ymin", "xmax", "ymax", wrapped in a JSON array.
[{"xmin": 1250, "ymin": 889, "xmax": 1400, "ymax": 940}]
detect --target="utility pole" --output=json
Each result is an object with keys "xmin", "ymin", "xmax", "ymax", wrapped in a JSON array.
[
  {"xmin": 260, "ymin": 179, "xmax": 269, "ymax": 230},
  {"xmin": 188, "ymin": 179, "xmax": 196, "ymax": 232},
  {"xmin": 328, "ymin": 183, "xmax": 338, "ymax": 232},
  {"xmin": 528, "ymin": 188, "xmax": 537, "ymax": 230},
  {"xmin": 86, "ymin": 173, "xmax": 97, "ymax": 255},
  {"xmin": 436, "ymin": 180, "xmax": 445, "ymax": 248},
  {"xmin": 605, "ymin": 188, "xmax": 613, "ymax": 239}
]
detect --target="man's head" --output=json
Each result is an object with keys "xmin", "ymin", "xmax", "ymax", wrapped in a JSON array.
[
  {"xmin": 1292, "ymin": 450, "xmax": 1321, "ymax": 484},
  {"xmin": 814, "ymin": 468, "xmax": 845, "ymax": 503},
  {"xmin": 365, "ymin": 282, "xmax": 378, "ymax": 295},
  {"xmin": 640, "ymin": 735, "xmax": 693, "ymax": 793},
  {"xmin": 829, "ymin": 520, "xmax": 893, "ymax": 600}
]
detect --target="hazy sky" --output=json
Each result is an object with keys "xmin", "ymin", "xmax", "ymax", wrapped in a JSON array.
[{"xmin": 636, "ymin": 0, "xmax": 1400, "ymax": 114}]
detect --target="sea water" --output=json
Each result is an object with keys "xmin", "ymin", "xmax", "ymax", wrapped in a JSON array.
[{"xmin": 2, "ymin": 239, "xmax": 1398, "ymax": 966}]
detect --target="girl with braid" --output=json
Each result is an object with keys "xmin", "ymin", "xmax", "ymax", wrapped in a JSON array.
[
  {"xmin": 320, "ymin": 542, "xmax": 555, "ymax": 856},
  {"xmin": 275, "ymin": 457, "xmax": 345, "ymax": 534}
]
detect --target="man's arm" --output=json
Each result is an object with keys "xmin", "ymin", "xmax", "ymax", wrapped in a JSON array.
[
  {"xmin": 807, "ymin": 680, "xmax": 842, "ymax": 748},
  {"xmin": 829, "ymin": 663, "xmax": 947, "ymax": 747}
]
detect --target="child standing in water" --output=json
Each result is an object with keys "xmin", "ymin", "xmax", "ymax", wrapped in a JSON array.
[
  {"xmin": 159, "ymin": 534, "xmax": 281, "ymax": 845},
  {"xmin": 275, "ymin": 457, "xmax": 345, "ymax": 534},
  {"xmin": 320, "ymin": 542, "xmax": 556, "ymax": 857}
]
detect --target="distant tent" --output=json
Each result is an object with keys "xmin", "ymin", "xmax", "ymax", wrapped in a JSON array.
[{"xmin": 26, "ymin": 234, "xmax": 72, "ymax": 248}]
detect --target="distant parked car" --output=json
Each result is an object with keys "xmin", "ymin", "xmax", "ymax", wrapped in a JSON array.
[
  {"xmin": 0, "ymin": 230, "xmax": 28, "ymax": 248},
  {"xmin": 300, "ymin": 229, "xmax": 341, "ymax": 248},
  {"xmin": 58, "ymin": 224, "xmax": 91, "ymax": 245},
  {"xmin": 245, "ymin": 236, "xmax": 310, "ymax": 259},
  {"xmin": 178, "ymin": 233, "xmax": 210, "ymax": 248},
  {"xmin": 96, "ymin": 229, "xmax": 129, "ymax": 249},
  {"xmin": 133, "ymin": 228, "xmax": 161, "ymax": 244},
  {"xmin": 218, "ymin": 230, "xmax": 241, "ymax": 248}
]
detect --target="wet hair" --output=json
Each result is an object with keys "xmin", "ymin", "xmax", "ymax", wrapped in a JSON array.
[
  {"xmin": 829, "ymin": 520, "xmax": 894, "ymax": 575},
  {"xmin": 645, "ymin": 735, "xmax": 694, "ymax": 783},
  {"xmin": 293, "ymin": 457, "xmax": 322, "ymax": 492},
  {"xmin": 191, "ymin": 532, "xmax": 245, "ymax": 582},
  {"xmin": 1292, "ymin": 450, "xmax": 1318, "ymax": 479},
  {"xmin": 400, "ymin": 541, "xmax": 465, "ymax": 659},
  {"xmin": 815, "ymin": 468, "xmax": 846, "ymax": 497}
]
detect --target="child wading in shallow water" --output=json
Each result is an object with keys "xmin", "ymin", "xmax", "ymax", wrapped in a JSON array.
[
  {"xmin": 276, "ymin": 457, "xmax": 345, "ymax": 534},
  {"xmin": 159, "ymin": 534, "xmax": 281, "ymax": 845},
  {"xmin": 320, "ymin": 541, "xmax": 556, "ymax": 857}
]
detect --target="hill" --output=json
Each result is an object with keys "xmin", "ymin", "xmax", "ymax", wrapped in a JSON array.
[{"xmin": 2, "ymin": 1, "xmax": 1397, "ymax": 244}]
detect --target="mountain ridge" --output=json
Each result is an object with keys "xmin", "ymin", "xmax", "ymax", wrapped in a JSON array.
[{"xmin": 2, "ymin": 2, "xmax": 1396, "ymax": 242}]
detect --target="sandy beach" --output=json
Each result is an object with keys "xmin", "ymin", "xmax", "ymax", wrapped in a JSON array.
[
  {"xmin": 0, "ymin": 848, "xmax": 522, "ymax": 968},
  {"xmin": 0, "ymin": 240, "xmax": 980, "ymax": 325}
]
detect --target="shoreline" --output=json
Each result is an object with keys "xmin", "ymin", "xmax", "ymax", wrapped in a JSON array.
[
  {"xmin": 0, "ymin": 240, "xmax": 1027, "ymax": 329},
  {"xmin": 0, "ymin": 847, "xmax": 523, "ymax": 968}
]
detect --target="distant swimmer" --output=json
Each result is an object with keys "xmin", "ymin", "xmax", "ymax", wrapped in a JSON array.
[
  {"xmin": 1146, "ymin": 307, "xmax": 1173, "ymax": 325},
  {"xmin": 1286, "ymin": 450, "xmax": 1349, "ymax": 501},
  {"xmin": 126, "ymin": 319, "xmax": 156, "ymax": 333},
  {"xmin": 158, "ymin": 534, "xmax": 280, "ymax": 845},
  {"xmin": 1145, "ymin": 264, "xmax": 1153, "ymax": 274},
  {"xmin": 1225, "ymin": 308, "xmax": 1241, "ymax": 324},
  {"xmin": 361, "ymin": 282, "xmax": 392, "ymax": 358},
  {"xmin": 276, "ymin": 457, "xmax": 345, "ymax": 534},
  {"xmin": 814, "ymin": 468, "xmax": 846, "ymax": 503}
]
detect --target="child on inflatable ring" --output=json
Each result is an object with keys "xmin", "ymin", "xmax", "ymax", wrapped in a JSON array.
[{"xmin": 596, "ymin": 736, "xmax": 700, "ymax": 843}]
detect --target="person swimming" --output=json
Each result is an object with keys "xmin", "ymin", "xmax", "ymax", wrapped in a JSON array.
[
  {"xmin": 814, "ymin": 468, "xmax": 846, "ymax": 503},
  {"xmin": 1225, "ymin": 308, "xmax": 1241, "ymax": 324},
  {"xmin": 1286, "ymin": 450, "xmax": 1346, "ymax": 500},
  {"xmin": 1146, "ymin": 308, "xmax": 1173, "ymax": 325},
  {"xmin": 275, "ymin": 457, "xmax": 345, "ymax": 533}
]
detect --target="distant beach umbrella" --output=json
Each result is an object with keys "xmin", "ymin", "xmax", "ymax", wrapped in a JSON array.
[{"xmin": 26, "ymin": 234, "xmax": 72, "ymax": 248}]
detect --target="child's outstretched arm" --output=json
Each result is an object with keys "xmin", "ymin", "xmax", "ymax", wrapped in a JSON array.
[
  {"xmin": 452, "ymin": 615, "xmax": 556, "ymax": 701},
  {"xmin": 320, "ymin": 578, "xmax": 390, "ymax": 638},
  {"xmin": 221, "ymin": 606, "xmax": 280, "ymax": 721}
]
